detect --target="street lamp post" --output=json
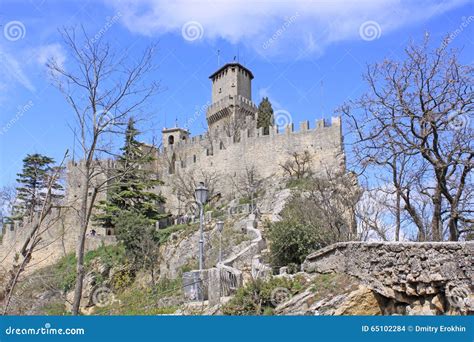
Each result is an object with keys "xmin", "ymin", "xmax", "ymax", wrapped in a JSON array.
[
  {"xmin": 195, "ymin": 182, "xmax": 208, "ymax": 271},
  {"xmin": 216, "ymin": 221, "xmax": 224, "ymax": 263}
]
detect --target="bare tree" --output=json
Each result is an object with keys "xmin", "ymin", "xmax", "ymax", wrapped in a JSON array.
[
  {"xmin": 230, "ymin": 165, "xmax": 264, "ymax": 212},
  {"xmin": 2, "ymin": 152, "xmax": 67, "ymax": 315},
  {"xmin": 306, "ymin": 171, "xmax": 361, "ymax": 239},
  {"xmin": 342, "ymin": 34, "xmax": 473, "ymax": 241},
  {"xmin": 279, "ymin": 151, "xmax": 312, "ymax": 179},
  {"xmin": 170, "ymin": 168, "xmax": 220, "ymax": 213},
  {"xmin": 47, "ymin": 26, "xmax": 160, "ymax": 314}
]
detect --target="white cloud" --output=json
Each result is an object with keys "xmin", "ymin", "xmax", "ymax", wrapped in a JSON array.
[
  {"xmin": 258, "ymin": 87, "xmax": 282, "ymax": 108},
  {"xmin": 35, "ymin": 43, "xmax": 66, "ymax": 69},
  {"xmin": 0, "ymin": 42, "xmax": 66, "ymax": 95},
  {"xmin": 0, "ymin": 47, "xmax": 36, "ymax": 93},
  {"xmin": 105, "ymin": 0, "xmax": 468, "ymax": 57}
]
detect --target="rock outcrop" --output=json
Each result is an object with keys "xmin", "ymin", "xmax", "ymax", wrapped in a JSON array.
[{"xmin": 302, "ymin": 241, "xmax": 473, "ymax": 315}]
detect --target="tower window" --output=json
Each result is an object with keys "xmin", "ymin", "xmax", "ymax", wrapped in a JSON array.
[
  {"xmin": 193, "ymin": 155, "xmax": 196, "ymax": 163},
  {"xmin": 231, "ymin": 67, "xmax": 235, "ymax": 72},
  {"xmin": 219, "ymin": 88, "xmax": 222, "ymax": 93},
  {"xmin": 168, "ymin": 135, "xmax": 174, "ymax": 145}
]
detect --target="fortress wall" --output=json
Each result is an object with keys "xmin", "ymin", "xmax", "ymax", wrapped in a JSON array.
[
  {"xmin": 0, "ymin": 207, "xmax": 79, "ymax": 273},
  {"xmin": 158, "ymin": 117, "xmax": 344, "ymax": 213},
  {"xmin": 0, "ymin": 159, "xmax": 116, "ymax": 273},
  {"xmin": 0, "ymin": 203, "xmax": 116, "ymax": 275},
  {"xmin": 65, "ymin": 160, "xmax": 113, "ymax": 205}
]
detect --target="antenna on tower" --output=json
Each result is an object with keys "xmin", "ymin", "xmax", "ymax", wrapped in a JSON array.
[{"xmin": 217, "ymin": 49, "xmax": 220, "ymax": 67}]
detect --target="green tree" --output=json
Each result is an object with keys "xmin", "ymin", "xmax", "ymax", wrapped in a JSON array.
[
  {"xmin": 114, "ymin": 211, "xmax": 160, "ymax": 285},
  {"xmin": 256, "ymin": 97, "xmax": 274, "ymax": 135},
  {"xmin": 94, "ymin": 118, "xmax": 164, "ymax": 227},
  {"xmin": 14, "ymin": 154, "xmax": 63, "ymax": 221},
  {"xmin": 268, "ymin": 218, "xmax": 323, "ymax": 266}
]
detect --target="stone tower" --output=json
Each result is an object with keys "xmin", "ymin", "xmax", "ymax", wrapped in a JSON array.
[
  {"xmin": 206, "ymin": 63, "xmax": 258, "ymax": 134},
  {"xmin": 162, "ymin": 127, "xmax": 190, "ymax": 148}
]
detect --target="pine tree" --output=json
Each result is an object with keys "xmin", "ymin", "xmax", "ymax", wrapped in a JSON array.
[
  {"xmin": 14, "ymin": 154, "xmax": 64, "ymax": 221},
  {"xmin": 95, "ymin": 118, "xmax": 164, "ymax": 227},
  {"xmin": 256, "ymin": 97, "xmax": 274, "ymax": 135}
]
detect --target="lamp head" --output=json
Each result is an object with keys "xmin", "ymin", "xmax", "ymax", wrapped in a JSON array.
[
  {"xmin": 216, "ymin": 221, "xmax": 224, "ymax": 233},
  {"xmin": 195, "ymin": 182, "xmax": 209, "ymax": 205}
]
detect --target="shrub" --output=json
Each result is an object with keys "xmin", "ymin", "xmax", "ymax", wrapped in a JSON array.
[
  {"xmin": 267, "ymin": 178, "xmax": 356, "ymax": 268},
  {"xmin": 268, "ymin": 219, "xmax": 324, "ymax": 267},
  {"xmin": 222, "ymin": 276, "xmax": 305, "ymax": 315}
]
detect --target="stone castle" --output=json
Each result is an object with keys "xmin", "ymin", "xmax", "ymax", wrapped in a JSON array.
[
  {"xmin": 153, "ymin": 62, "xmax": 344, "ymax": 214},
  {"xmin": 0, "ymin": 62, "xmax": 344, "ymax": 271}
]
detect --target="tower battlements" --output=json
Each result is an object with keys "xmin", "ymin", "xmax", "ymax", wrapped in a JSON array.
[
  {"xmin": 206, "ymin": 94, "xmax": 257, "ymax": 125},
  {"xmin": 159, "ymin": 116, "xmax": 341, "ymax": 155}
]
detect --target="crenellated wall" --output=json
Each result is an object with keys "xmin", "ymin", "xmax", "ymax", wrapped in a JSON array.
[{"xmin": 157, "ymin": 116, "xmax": 344, "ymax": 213}]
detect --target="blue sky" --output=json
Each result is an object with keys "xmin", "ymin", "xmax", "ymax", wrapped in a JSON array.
[{"xmin": 0, "ymin": 0, "xmax": 473, "ymax": 186}]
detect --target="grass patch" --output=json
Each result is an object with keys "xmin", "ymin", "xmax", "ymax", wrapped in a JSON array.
[
  {"xmin": 93, "ymin": 277, "xmax": 182, "ymax": 315},
  {"xmin": 43, "ymin": 301, "xmax": 70, "ymax": 316},
  {"xmin": 286, "ymin": 178, "xmax": 313, "ymax": 190},
  {"xmin": 54, "ymin": 253, "xmax": 77, "ymax": 292},
  {"xmin": 309, "ymin": 273, "xmax": 357, "ymax": 301},
  {"xmin": 50, "ymin": 244, "xmax": 127, "ymax": 293},
  {"xmin": 155, "ymin": 223, "xmax": 198, "ymax": 244},
  {"xmin": 84, "ymin": 244, "xmax": 126, "ymax": 268}
]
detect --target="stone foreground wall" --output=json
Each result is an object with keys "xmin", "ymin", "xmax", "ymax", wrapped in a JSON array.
[{"xmin": 302, "ymin": 241, "xmax": 473, "ymax": 314}]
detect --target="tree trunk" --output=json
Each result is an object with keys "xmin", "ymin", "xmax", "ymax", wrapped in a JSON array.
[
  {"xmin": 72, "ymin": 172, "xmax": 90, "ymax": 315},
  {"xmin": 431, "ymin": 186, "xmax": 442, "ymax": 241},
  {"xmin": 395, "ymin": 191, "xmax": 401, "ymax": 241}
]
